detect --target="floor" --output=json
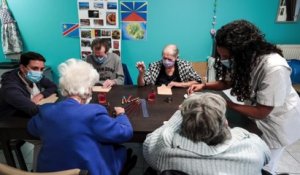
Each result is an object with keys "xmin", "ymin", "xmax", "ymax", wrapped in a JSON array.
[{"xmin": 1, "ymin": 140, "xmax": 300, "ymax": 175}]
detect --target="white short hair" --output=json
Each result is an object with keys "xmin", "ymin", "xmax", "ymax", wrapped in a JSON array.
[
  {"xmin": 58, "ymin": 58, "xmax": 99, "ymax": 98},
  {"xmin": 162, "ymin": 44, "xmax": 179, "ymax": 57}
]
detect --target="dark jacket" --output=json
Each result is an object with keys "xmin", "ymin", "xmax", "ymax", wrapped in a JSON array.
[{"xmin": 0, "ymin": 69, "xmax": 57, "ymax": 118}]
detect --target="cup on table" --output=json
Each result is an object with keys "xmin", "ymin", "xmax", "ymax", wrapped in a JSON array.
[
  {"xmin": 147, "ymin": 91, "xmax": 156, "ymax": 102},
  {"xmin": 98, "ymin": 92, "xmax": 107, "ymax": 104}
]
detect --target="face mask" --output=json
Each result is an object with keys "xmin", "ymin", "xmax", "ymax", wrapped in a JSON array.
[
  {"xmin": 220, "ymin": 59, "xmax": 231, "ymax": 68},
  {"xmin": 162, "ymin": 59, "xmax": 175, "ymax": 68},
  {"xmin": 26, "ymin": 70, "xmax": 43, "ymax": 83},
  {"xmin": 94, "ymin": 56, "xmax": 106, "ymax": 64}
]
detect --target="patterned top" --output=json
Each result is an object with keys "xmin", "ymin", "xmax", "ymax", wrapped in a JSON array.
[{"xmin": 143, "ymin": 59, "xmax": 202, "ymax": 85}]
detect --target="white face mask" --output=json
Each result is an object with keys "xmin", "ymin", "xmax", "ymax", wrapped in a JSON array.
[{"xmin": 220, "ymin": 59, "xmax": 231, "ymax": 68}]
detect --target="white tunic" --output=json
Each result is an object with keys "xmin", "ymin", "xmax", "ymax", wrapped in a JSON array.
[{"xmin": 248, "ymin": 53, "xmax": 300, "ymax": 149}]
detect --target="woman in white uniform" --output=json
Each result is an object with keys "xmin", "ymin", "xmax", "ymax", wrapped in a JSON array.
[{"xmin": 188, "ymin": 20, "xmax": 300, "ymax": 175}]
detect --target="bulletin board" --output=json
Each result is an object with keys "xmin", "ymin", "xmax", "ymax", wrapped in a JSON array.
[{"xmin": 77, "ymin": 0, "xmax": 121, "ymax": 59}]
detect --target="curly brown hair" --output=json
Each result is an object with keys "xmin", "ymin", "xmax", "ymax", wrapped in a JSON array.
[{"xmin": 214, "ymin": 20, "xmax": 283, "ymax": 101}]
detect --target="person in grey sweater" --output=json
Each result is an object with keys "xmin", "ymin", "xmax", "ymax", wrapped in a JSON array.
[
  {"xmin": 143, "ymin": 92, "xmax": 270, "ymax": 175},
  {"xmin": 86, "ymin": 38, "xmax": 124, "ymax": 87}
]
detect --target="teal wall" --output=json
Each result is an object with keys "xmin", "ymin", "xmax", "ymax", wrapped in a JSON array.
[{"xmin": 1, "ymin": 0, "xmax": 300, "ymax": 84}]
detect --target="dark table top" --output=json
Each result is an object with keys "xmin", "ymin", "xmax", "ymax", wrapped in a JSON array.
[{"xmin": 0, "ymin": 85, "xmax": 261, "ymax": 142}]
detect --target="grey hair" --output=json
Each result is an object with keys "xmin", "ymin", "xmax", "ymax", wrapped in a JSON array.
[
  {"xmin": 58, "ymin": 58, "xmax": 99, "ymax": 99},
  {"xmin": 162, "ymin": 44, "xmax": 179, "ymax": 58},
  {"xmin": 180, "ymin": 92, "xmax": 231, "ymax": 145}
]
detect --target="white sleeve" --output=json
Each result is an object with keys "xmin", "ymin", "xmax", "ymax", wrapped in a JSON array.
[{"xmin": 256, "ymin": 66, "xmax": 292, "ymax": 107}]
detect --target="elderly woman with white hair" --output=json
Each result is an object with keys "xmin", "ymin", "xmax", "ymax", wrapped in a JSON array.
[
  {"xmin": 136, "ymin": 44, "xmax": 202, "ymax": 87},
  {"xmin": 143, "ymin": 92, "xmax": 271, "ymax": 175},
  {"xmin": 27, "ymin": 59, "xmax": 134, "ymax": 175}
]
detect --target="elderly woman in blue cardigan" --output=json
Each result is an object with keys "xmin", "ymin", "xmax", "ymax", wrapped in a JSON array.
[{"xmin": 27, "ymin": 59, "xmax": 133, "ymax": 175}]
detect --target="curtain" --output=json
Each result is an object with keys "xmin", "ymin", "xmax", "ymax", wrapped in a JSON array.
[{"xmin": 0, "ymin": 0, "xmax": 23, "ymax": 59}]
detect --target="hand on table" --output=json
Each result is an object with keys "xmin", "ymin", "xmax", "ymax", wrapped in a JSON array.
[
  {"xmin": 167, "ymin": 81, "xmax": 179, "ymax": 88},
  {"xmin": 102, "ymin": 79, "xmax": 115, "ymax": 88},
  {"xmin": 187, "ymin": 83, "xmax": 206, "ymax": 95},
  {"xmin": 114, "ymin": 107, "xmax": 125, "ymax": 115},
  {"xmin": 31, "ymin": 93, "xmax": 44, "ymax": 104}
]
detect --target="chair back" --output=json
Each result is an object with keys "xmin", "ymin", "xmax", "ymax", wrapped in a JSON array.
[
  {"xmin": 0, "ymin": 163, "xmax": 88, "ymax": 175},
  {"xmin": 122, "ymin": 63, "xmax": 133, "ymax": 85}
]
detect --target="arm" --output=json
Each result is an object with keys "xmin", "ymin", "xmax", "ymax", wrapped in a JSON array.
[
  {"xmin": 227, "ymin": 101, "xmax": 273, "ymax": 119},
  {"xmin": 91, "ymin": 106, "xmax": 133, "ymax": 143},
  {"xmin": 27, "ymin": 113, "xmax": 42, "ymax": 137},
  {"xmin": 3, "ymin": 85, "xmax": 38, "ymax": 116},
  {"xmin": 187, "ymin": 80, "xmax": 231, "ymax": 94},
  {"xmin": 137, "ymin": 73, "xmax": 145, "ymax": 86},
  {"xmin": 136, "ymin": 61, "xmax": 146, "ymax": 86},
  {"xmin": 168, "ymin": 80, "xmax": 198, "ymax": 88}
]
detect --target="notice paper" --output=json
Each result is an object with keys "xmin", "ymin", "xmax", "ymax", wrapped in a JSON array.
[
  {"xmin": 157, "ymin": 85, "xmax": 172, "ymax": 95},
  {"xmin": 38, "ymin": 94, "xmax": 58, "ymax": 105},
  {"xmin": 92, "ymin": 86, "xmax": 112, "ymax": 92},
  {"xmin": 222, "ymin": 89, "xmax": 244, "ymax": 105}
]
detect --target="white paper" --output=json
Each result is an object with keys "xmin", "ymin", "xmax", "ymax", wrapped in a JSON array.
[
  {"xmin": 222, "ymin": 89, "xmax": 245, "ymax": 105},
  {"xmin": 157, "ymin": 85, "xmax": 172, "ymax": 95}
]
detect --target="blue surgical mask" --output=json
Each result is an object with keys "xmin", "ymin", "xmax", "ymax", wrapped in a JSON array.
[
  {"xmin": 26, "ymin": 70, "xmax": 43, "ymax": 83},
  {"xmin": 162, "ymin": 59, "xmax": 175, "ymax": 68},
  {"xmin": 94, "ymin": 56, "xmax": 106, "ymax": 64},
  {"xmin": 220, "ymin": 59, "xmax": 231, "ymax": 68}
]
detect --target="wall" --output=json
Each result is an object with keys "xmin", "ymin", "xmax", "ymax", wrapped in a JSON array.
[{"xmin": 0, "ymin": 0, "xmax": 299, "ymax": 83}]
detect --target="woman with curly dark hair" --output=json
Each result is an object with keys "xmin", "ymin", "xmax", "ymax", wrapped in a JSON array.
[{"xmin": 188, "ymin": 20, "xmax": 300, "ymax": 175}]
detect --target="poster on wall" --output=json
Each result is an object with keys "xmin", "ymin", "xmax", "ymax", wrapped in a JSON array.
[
  {"xmin": 120, "ymin": 1, "xmax": 147, "ymax": 40},
  {"xmin": 78, "ymin": 0, "xmax": 119, "ymax": 29},
  {"xmin": 80, "ymin": 29, "xmax": 121, "ymax": 59}
]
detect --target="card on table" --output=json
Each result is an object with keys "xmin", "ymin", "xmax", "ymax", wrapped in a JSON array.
[{"xmin": 157, "ymin": 85, "xmax": 172, "ymax": 95}]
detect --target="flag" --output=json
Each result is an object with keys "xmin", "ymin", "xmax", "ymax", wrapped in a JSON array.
[{"xmin": 62, "ymin": 23, "xmax": 79, "ymax": 37}]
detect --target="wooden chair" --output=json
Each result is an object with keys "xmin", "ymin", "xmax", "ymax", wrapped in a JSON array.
[{"xmin": 0, "ymin": 163, "xmax": 88, "ymax": 175}]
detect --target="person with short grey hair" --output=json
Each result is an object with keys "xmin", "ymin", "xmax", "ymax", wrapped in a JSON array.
[
  {"xmin": 180, "ymin": 93, "xmax": 231, "ymax": 145},
  {"xmin": 143, "ymin": 92, "xmax": 270, "ymax": 175},
  {"xmin": 28, "ymin": 59, "xmax": 134, "ymax": 175},
  {"xmin": 136, "ymin": 44, "xmax": 202, "ymax": 87}
]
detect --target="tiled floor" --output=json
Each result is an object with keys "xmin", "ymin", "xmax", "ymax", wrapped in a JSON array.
[{"xmin": 1, "ymin": 140, "xmax": 300, "ymax": 174}]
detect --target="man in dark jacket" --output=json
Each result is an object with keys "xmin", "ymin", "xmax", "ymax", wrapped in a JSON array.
[{"xmin": 0, "ymin": 51, "xmax": 57, "ymax": 118}]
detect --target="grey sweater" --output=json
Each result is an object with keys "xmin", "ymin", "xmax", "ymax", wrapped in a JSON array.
[
  {"xmin": 143, "ymin": 110, "xmax": 271, "ymax": 175},
  {"xmin": 86, "ymin": 52, "xmax": 124, "ymax": 85}
]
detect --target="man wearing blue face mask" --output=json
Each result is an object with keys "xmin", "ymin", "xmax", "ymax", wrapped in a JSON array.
[
  {"xmin": 136, "ymin": 44, "xmax": 202, "ymax": 87},
  {"xmin": 0, "ymin": 51, "xmax": 57, "ymax": 118},
  {"xmin": 86, "ymin": 38, "xmax": 124, "ymax": 88}
]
